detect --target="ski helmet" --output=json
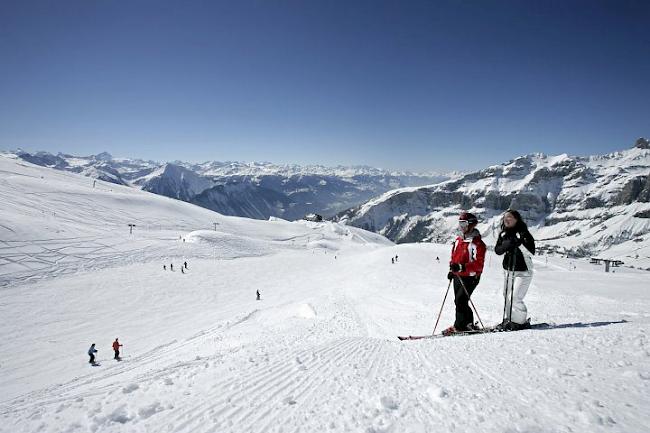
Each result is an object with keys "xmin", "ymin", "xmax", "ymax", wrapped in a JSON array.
[{"xmin": 458, "ymin": 211, "xmax": 478, "ymax": 225}]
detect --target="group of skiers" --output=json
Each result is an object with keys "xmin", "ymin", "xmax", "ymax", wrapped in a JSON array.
[
  {"xmin": 88, "ymin": 338, "xmax": 123, "ymax": 365},
  {"xmin": 163, "ymin": 261, "xmax": 189, "ymax": 273},
  {"xmin": 443, "ymin": 209, "xmax": 535, "ymax": 335}
]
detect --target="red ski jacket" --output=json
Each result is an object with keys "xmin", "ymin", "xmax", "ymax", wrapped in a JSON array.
[
  {"xmin": 449, "ymin": 229, "xmax": 486, "ymax": 277},
  {"xmin": 112, "ymin": 341, "xmax": 121, "ymax": 350}
]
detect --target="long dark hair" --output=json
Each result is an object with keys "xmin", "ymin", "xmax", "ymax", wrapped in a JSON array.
[{"xmin": 500, "ymin": 209, "xmax": 528, "ymax": 232}]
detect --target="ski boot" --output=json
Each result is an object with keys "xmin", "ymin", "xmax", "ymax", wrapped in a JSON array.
[
  {"xmin": 441, "ymin": 325, "xmax": 458, "ymax": 336},
  {"xmin": 496, "ymin": 318, "xmax": 531, "ymax": 331}
]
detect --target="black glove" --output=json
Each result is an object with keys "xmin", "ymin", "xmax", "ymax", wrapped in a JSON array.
[
  {"xmin": 450, "ymin": 263, "xmax": 464, "ymax": 273},
  {"xmin": 447, "ymin": 271, "xmax": 454, "ymax": 281},
  {"xmin": 499, "ymin": 237, "xmax": 517, "ymax": 252}
]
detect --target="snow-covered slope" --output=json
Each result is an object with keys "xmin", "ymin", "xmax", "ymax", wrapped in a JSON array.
[
  {"xmin": 0, "ymin": 154, "xmax": 389, "ymax": 287},
  {"xmin": 336, "ymin": 140, "xmax": 650, "ymax": 269},
  {"xmin": 1, "ymin": 155, "xmax": 649, "ymax": 433},
  {"xmin": 9, "ymin": 150, "xmax": 451, "ymax": 220}
]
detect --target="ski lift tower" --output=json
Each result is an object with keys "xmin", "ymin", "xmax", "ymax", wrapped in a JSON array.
[{"xmin": 591, "ymin": 258, "xmax": 623, "ymax": 272}]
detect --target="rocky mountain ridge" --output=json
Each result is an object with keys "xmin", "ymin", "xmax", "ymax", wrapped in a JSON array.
[{"xmin": 335, "ymin": 139, "xmax": 650, "ymax": 268}]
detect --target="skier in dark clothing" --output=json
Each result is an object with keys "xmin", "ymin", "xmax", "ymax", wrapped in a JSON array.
[
  {"xmin": 88, "ymin": 343, "xmax": 98, "ymax": 364},
  {"xmin": 181, "ymin": 267, "xmax": 185, "ymax": 274},
  {"xmin": 163, "ymin": 265, "xmax": 166, "ymax": 271},
  {"xmin": 184, "ymin": 261, "xmax": 188, "ymax": 269},
  {"xmin": 170, "ymin": 263, "xmax": 173, "ymax": 271},
  {"xmin": 443, "ymin": 212, "xmax": 486, "ymax": 335},
  {"xmin": 112, "ymin": 338, "xmax": 123, "ymax": 360},
  {"xmin": 494, "ymin": 209, "xmax": 535, "ymax": 330},
  {"xmin": 256, "ymin": 290, "xmax": 261, "ymax": 301}
]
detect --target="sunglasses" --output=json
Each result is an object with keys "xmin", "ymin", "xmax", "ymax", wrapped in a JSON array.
[{"xmin": 458, "ymin": 220, "xmax": 470, "ymax": 228}]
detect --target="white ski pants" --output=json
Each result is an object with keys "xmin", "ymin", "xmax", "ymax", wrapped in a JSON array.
[{"xmin": 503, "ymin": 270, "xmax": 533, "ymax": 324}]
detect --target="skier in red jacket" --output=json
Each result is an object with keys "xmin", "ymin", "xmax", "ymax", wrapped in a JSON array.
[
  {"xmin": 444, "ymin": 211, "xmax": 486, "ymax": 335},
  {"xmin": 112, "ymin": 338, "xmax": 123, "ymax": 360}
]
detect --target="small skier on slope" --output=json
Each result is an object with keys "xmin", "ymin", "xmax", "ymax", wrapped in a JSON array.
[
  {"xmin": 443, "ymin": 212, "xmax": 486, "ymax": 336},
  {"xmin": 494, "ymin": 209, "xmax": 535, "ymax": 331},
  {"xmin": 88, "ymin": 343, "xmax": 98, "ymax": 364},
  {"xmin": 112, "ymin": 338, "xmax": 123, "ymax": 360}
]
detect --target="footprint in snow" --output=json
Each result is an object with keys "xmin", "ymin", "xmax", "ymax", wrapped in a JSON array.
[
  {"xmin": 283, "ymin": 396, "xmax": 297, "ymax": 405},
  {"xmin": 137, "ymin": 401, "xmax": 164, "ymax": 419},
  {"xmin": 122, "ymin": 383, "xmax": 139, "ymax": 394},
  {"xmin": 379, "ymin": 396, "xmax": 398, "ymax": 411},
  {"xmin": 427, "ymin": 386, "xmax": 449, "ymax": 402}
]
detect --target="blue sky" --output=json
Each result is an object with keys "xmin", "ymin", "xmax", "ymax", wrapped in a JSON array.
[{"xmin": 0, "ymin": 0, "xmax": 648, "ymax": 171}]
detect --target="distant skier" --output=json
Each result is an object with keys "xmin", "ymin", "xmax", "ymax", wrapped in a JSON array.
[
  {"xmin": 184, "ymin": 261, "xmax": 188, "ymax": 269},
  {"xmin": 395, "ymin": 254, "xmax": 398, "ymax": 262},
  {"xmin": 163, "ymin": 264, "xmax": 166, "ymax": 271},
  {"xmin": 181, "ymin": 267, "xmax": 185, "ymax": 274},
  {"xmin": 256, "ymin": 290, "xmax": 261, "ymax": 301},
  {"xmin": 444, "ymin": 212, "xmax": 486, "ymax": 335},
  {"xmin": 436, "ymin": 256, "xmax": 440, "ymax": 262},
  {"xmin": 112, "ymin": 338, "xmax": 123, "ymax": 360},
  {"xmin": 88, "ymin": 343, "xmax": 98, "ymax": 364},
  {"xmin": 494, "ymin": 209, "xmax": 535, "ymax": 331},
  {"xmin": 170, "ymin": 263, "xmax": 174, "ymax": 271},
  {"xmin": 391, "ymin": 257, "xmax": 395, "ymax": 264}
]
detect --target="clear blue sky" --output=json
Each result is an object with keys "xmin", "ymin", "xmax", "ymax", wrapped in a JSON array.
[{"xmin": 1, "ymin": 0, "xmax": 648, "ymax": 171}]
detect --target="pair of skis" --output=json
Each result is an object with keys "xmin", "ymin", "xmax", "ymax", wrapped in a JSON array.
[
  {"xmin": 397, "ymin": 322, "xmax": 551, "ymax": 341},
  {"xmin": 398, "ymin": 326, "xmax": 494, "ymax": 341}
]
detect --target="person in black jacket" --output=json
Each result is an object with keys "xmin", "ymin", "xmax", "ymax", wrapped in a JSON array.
[{"xmin": 494, "ymin": 209, "xmax": 535, "ymax": 330}]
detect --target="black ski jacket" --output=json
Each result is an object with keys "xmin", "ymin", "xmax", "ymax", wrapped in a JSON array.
[{"xmin": 495, "ymin": 228, "xmax": 535, "ymax": 271}]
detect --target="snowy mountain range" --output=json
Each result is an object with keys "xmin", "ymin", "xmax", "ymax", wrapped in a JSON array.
[
  {"xmin": 336, "ymin": 138, "xmax": 650, "ymax": 268},
  {"xmin": 10, "ymin": 150, "xmax": 450, "ymax": 220}
]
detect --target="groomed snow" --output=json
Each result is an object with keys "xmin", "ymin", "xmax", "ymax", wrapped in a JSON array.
[{"xmin": 1, "ymin": 155, "xmax": 649, "ymax": 433}]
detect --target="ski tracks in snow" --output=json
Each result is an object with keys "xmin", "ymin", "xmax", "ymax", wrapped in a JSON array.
[{"xmin": 2, "ymin": 318, "xmax": 649, "ymax": 432}]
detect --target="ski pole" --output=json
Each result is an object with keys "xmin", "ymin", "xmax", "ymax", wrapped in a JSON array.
[
  {"xmin": 502, "ymin": 253, "xmax": 514, "ymax": 322},
  {"xmin": 432, "ymin": 279, "xmax": 452, "ymax": 335},
  {"xmin": 455, "ymin": 275, "xmax": 485, "ymax": 329},
  {"xmin": 508, "ymin": 250, "xmax": 517, "ymax": 323}
]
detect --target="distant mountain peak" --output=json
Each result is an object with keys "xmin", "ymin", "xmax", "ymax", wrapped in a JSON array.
[
  {"xmin": 94, "ymin": 151, "xmax": 113, "ymax": 161},
  {"xmin": 635, "ymin": 137, "xmax": 649, "ymax": 149}
]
